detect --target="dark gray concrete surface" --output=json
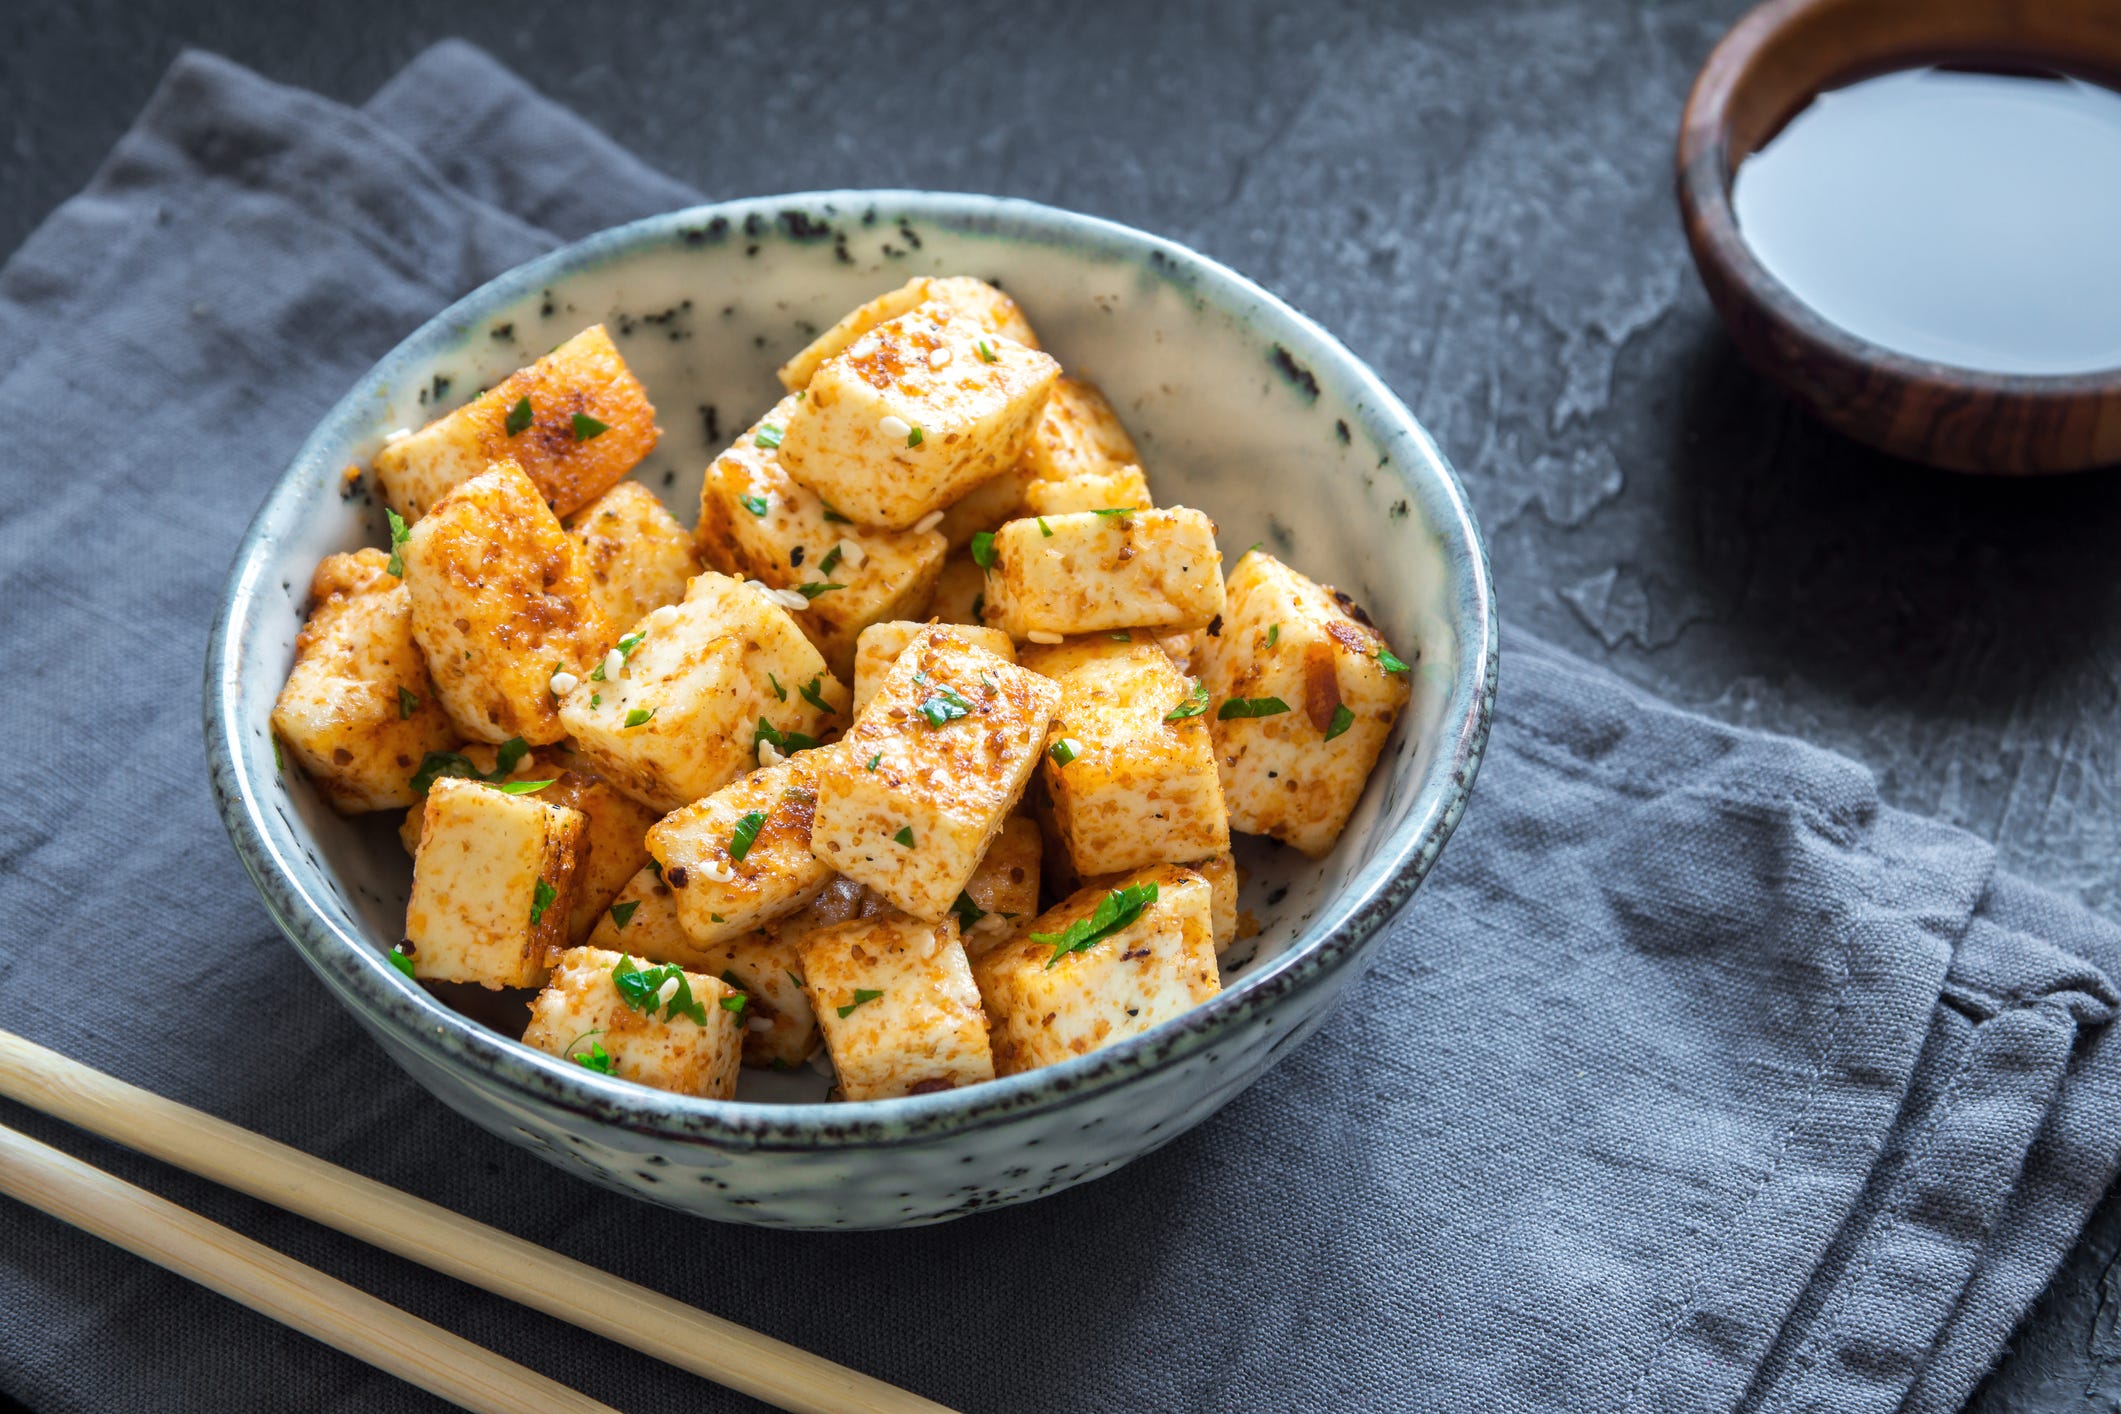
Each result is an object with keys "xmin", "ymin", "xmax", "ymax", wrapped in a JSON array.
[{"xmin": 6, "ymin": 1, "xmax": 2118, "ymax": 1407}]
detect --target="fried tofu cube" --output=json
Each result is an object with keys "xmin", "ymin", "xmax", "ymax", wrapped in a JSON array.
[
  {"xmin": 778, "ymin": 276, "xmax": 1039, "ymax": 392},
  {"xmin": 271, "ymin": 549, "xmax": 456, "ymax": 813},
  {"xmin": 778, "ymin": 313, "xmax": 1060, "ymax": 530},
  {"xmin": 797, "ymin": 911, "xmax": 994, "ymax": 1099},
  {"xmin": 810, "ymin": 627, "xmax": 1061, "ymax": 920},
  {"xmin": 403, "ymin": 776, "xmax": 584, "ymax": 989},
  {"xmin": 852, "ymin": 620, "xmax": 1016, "ymax": 716},
  {"xmin": 925, "ymin": 553, "xmax": 999, "ymax": 629},
  {"xmin": 955, "ymin": 815, "xmax": 1042, "ymax": 958},
  {"xmin": 1088, "ymin": 850, "xmax": 1238, "ymax": 955},
  {"xmin": 974, "ymin": 863, "xmax": 1219, "ymax": 1075},
  {"xmin": 1020, "ymin": 636, "xmax": 1228, "ymax": 876},
  {"xmin": 686, "ymin": 876, "xmax": 866, "ymax": 1068},
  {"xmin": 584, "ymin": 863, "xmax": 692, "ymax": 962},
  {"xmin": 988, "ymin": 507, "xmax": 1225, "ymax": 641},
  {"xmin": 1022, "ymin": 376, "xmax": 1138, "ymax": 483},
  {"xmin": 557, "ymin": 572, "xmax": 849, "ymax": 812},
  {"xmin": 565, "ymin": 481, "xmax": 697, "ymax": 633},
  {"xmin": 376, "ymin": 326, "xmax": 657, "ymax": 522},
  {"xmin": 521, "ymin": 946, "xmax": 742, "ymax": 1099},
  {"xmin": 696, "ymin": 395, "xmax": 945, "ymax": 678},
  {"xmin": 1198, "ymin": 551, "xmax": 1413, "ymax": 857},
  {"xmin": 935, "ymin": 465, "xmax": 1034, "ymax": 551},
  {"xmin": 401, "ymin": 460, "xmax": 610, "ymax": 745},
  {"xmin": 1020, "ymin": 463, "xmax": 1153, "ymax": 518},
  {"xmin": 646, "ymin": 754, "xmax": 835, "ymax": 947}
]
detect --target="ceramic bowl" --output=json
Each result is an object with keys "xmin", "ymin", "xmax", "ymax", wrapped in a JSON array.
[{"xmin": 205, "ymin": 191, "xmax": 1496, "ymax": 1229}]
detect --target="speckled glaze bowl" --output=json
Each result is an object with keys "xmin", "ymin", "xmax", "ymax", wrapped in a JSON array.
[{"xmin": 205, "ymin": 191, "xmax": 1496, "ymax": 1229}]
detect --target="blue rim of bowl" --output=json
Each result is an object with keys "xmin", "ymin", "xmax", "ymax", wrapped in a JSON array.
[{"xmin": 205, "ymin": 190, "xmax": 1498, "ymax": 1154}]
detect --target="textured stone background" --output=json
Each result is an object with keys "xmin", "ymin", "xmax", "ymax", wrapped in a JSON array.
[{"xmin": 6, "ymin": 1, "xmax": 2118, "ymax": 1408}]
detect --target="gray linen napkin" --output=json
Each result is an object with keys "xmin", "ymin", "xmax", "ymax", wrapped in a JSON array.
[{"xmin": 3, "ymin": 43, "xmax": 2118, "ymax": 1414}]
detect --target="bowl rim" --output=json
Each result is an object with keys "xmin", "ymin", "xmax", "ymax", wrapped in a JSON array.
[{"xmin": 205, "ymin": 188, "xmax": 1497, "ymax": 1152}]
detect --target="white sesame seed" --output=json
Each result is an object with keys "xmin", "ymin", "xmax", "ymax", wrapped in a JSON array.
[
  {"xmin": 878, "ymin": 414, "xmax": 912, "ymax": 441},
  {"xmin": 837, "ymin": 538, "xmax": 867, "ymax": 570},
  {"xmin": 383, "ymin": 427, "xmax": 413, "ymax": 444},
  {"xmin": 747, "ymin": 1016, "xmax": 773, "ymax": 1034},
  {"xmin": 808, "ymin": 1049, "xmax": 836, "ymax": 1077},
  {"xmin": 656, "ymin": 976, "xmax": 680, "ymax": 1006},
  {"xmin": 601, "ymin": 648, "xmax": 625, "ymax": 681},
  {"xmin": 927, "ymin": 346, "xmax": 953, "ymax": 370},
  {"xmin": 757, "ymin": 739, "xmax": 785, "ymax": 768},
  {"xmin": 648, "ymin": 605, "xmax": 679, "ymax": 630},
  {"xmin": 911, "ymin": 510, "xmax": 945, "ymax": 535},
  {"xmin": 548, "ymin": 670, "xmax": 579, "ymax": 696},
  {"xmin": 1026, "ymin": 630, "xmax": 1065, "ymax": 645},
  {"xmin": 775, "ymin": 588, "xmax": 810, "ymax": 612}
]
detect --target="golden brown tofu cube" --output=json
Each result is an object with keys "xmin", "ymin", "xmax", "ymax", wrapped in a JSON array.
[
  {"xmin": 810, "ymin": 626, "xmax": 1061, "ymax": 921},
  {"xmin": 376, "ymin": 326, "xmax": 659, "ymax": 522},
  {"xmin": 1020, "ymin": 636, "xmax": 1228, "ymax": 876},
  {"xmin": 646, "ymin": 754, "xmax": 835, "ymax": 947},
  {"xmin": 696, "ymin": 395, "xmax": 946, "ymax": 679},
  {"xmin": 1088, "ymin": 849, "xmax": 1238, "ymax": 955},
  {"xmin": 271, "ymin": 549, "xmax": 456, "ymax": 813},
  {"xmin": 584, "ymin": 863, "xmax": 692, "ymax": 962},
  {"xmin": 955, "ymin": 815, "xmax": 1043, "ymax": 958},
  {"xmin": 1197, "ymin": 551, "xmax": 1413, "ymax": 857},
  {"xmin": 557, "ymin": 572, "xmax": 849, "ymax": 812},
  {"xmin": 1020, "ymin": 463, "xmax": 1153, "ymax": 518},
  {"xmin": 1022, "ymin": 376, "xmax": 1138, "ymax": 483},
  {"xmin": 687, "ymin": 876, "xmax": 866, "ymax": 1069},
  {"xmin": 403, "ymin": 776, "xmax": 584, "ymax": 989},
  {"xmin": 565, "ymin": 481, "xmax": 698, "ymax": 634},
  {"xmin": 974, "ymin": 863, "xmax": 1219, "ymax": 1075},
  {"xmin": 925, "ymin": 553, "xmax": 1001, "ymax": 629},
  {"xmin": 777, "ymin": 276, "xmax": 1039, "ymax": 392},
  {"xmin": 797, "ymin": 910, "xmax": 994, "ymax": 1099},
  {"xmin": 522, "ymin": 945, "xmax": 742, "ymax": 1099},
  {"xmin": 779, "ymin": 312, "xmax": 1060, "ymax": 530},
  {"xmin": 988, "ymin": 507, "xmax": 1225, "ymax": 641},
  {"xmin": 934, "ymin": 465, "xmax": 1034, "ymax": 551},
  {"xmin": 401, "ymin": 459, "xmax": 611, "ymax": 746},
  {"xmin": 852, "ymin": 620, "xmax": 1016, "ymax": 716}
]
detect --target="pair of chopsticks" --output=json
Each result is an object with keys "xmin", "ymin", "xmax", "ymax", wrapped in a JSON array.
[{"xmin": 0, "ymin": 1029, "xmax": 953, "ymax": 1414}]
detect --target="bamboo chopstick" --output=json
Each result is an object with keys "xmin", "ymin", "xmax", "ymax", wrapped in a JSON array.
[
  {"xmin": 0, "ymin": 1030, "xmax": 953, "ymax": 1414},
  {"xmin": 0, "ymin": 1123, "xmax": 616, "ymax": 1414}
]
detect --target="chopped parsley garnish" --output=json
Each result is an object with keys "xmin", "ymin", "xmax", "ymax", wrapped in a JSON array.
[
  {"xmin": 837, "ymin": 988, "xmax": 883, "ymax": 1018},
  {"xmin": 1376, "ymin": 647, "xmax": 1411, "ymax": 674},
  {"xmin": 817, "ymin": 544, "xmax": 843, "ymax": 576},
  {"xmin": 971, "ymin": 592, "xmax": 986, "ymax": 620},
  {"xmin": 1218, "ymin": 696, "xmax": 1292, "ymax": 720},
  {"xmin": 571, "ymin": 1034, "xmax": 616, "ymax": 1074},
  {"xmin": 753, "ymin": 717, "xmax": 822, "ymax": 755},
  {"xmin": 571, "ymin": 411, "xmax": 610, "ymax": 441},
  {"xmin": 1267, "ymin": 624, "xmax": 1280, "ymax": 647},
  {"xmin": 866, "ymin": 753, "xmax": 882, "ymax": 772},
  {"xmin": 1109, "ymin": 631, "xmax": 1131, "ymax": 641},
  {"xmin": 623, "ymin": 707, "xmax": 656, "ymax": 728},
  {"xmin": 1164, "ymin": 683, "xmax": 1210, "ymax": 722},
  {"xmin": 950, "ymin": 891, "xmax": 987, "ymax": 927},
  {"xmin": 493, "ymin": 738, "xmax": 529, "ymax": 776},
  {"xmin": 1035, "ymin": 882, "xmax": 1158, "ymax": 968},
  {"xmin": 397, "ymin": 685, "xmax": 419, "ymax": 719},
  {"xmin": 589, "ymin": 693, "xmax": 600, "ymax": 708},
  {"xmin": 590, "ymin": 634, "xmax": 644, "ymax": 682},
  {"xmin": 609, "ymin": 900, "xmax": 640, "ymax": 930},
  {"xmin": 892, "ymin": 825, "xmax": 916, "ymax": 848},
  {"xmin": 1242, "ymin": 542, "xmax": 1263, "ymax": 558},
  {"xmin": 407, "ymin": 736, "xmax": 531, "ymax": 794},
  {"xmin": 916, "ymin": 688, "xmax": 974, "ymax": 727},
  {"xmin": 1089, "ymin": 507, "xmax": 1136, "ymax": 517},
  {"xmin": 719, "ymin": 992, "xmax": 748, "ymax": 1014},
  {"xmin": 1037, "ymin": 517, "xmax": 1053, "ymax": 537},
  {"xmin": 975, "ymin": 339, "xmax": 997, "ymax": 363},
  {"xmin": 768, "ymin": 671, "xmax": 786, "ymax": 701},
  {"xmin": 742, "ymin": 494, "xmax": 771, "ymax": 517},
  {"xmin": 798, "ymin": 675, "xmax": 834, "ymax": 714},
  {"xmin": 787, "ymin": 970, "xmax": 805, "ymax": 990},
  {"xmin": 1324, "ymin": 703, "xmax": 1355, "ymax": 741},
  {"xmin": 1048, "ymin": 737, "xmax": 1081, "ymax": 767},
  {"xmin": 385, "ymin": 508, "xmax": 410, "ymax": 578},
  {"xmin": 492, "ymin": 778, "xmax": 556, "ymax": 795},
  {"xmin": 505, "ymin": 395, "xmax": 533, "ymax": 436},
  {"xmin": 729, "ymin": 809, "xmax": 768, "ymax": 862},
  {"xmin": 387, "ymin": 945, "xmax": 416, "ymax": 980},
  {"xmin": 820, "ymin": 499, "xmax": 851, "ymax": 524},
  {"xmin": 755, "ymin": 423, "xmax": 784, "ymax": 450},
  {"xmin": 612, "ymin": 955, "xmax": 707, "ymax": 1024},
  {"xmin": 272, "ymin": 735, "xmax": 285, "ymax": 773},
  {"xmin": 796, "ymin": 581, "xmax": 845, "ymax": 599},
  {"xmin": 970, "ymin": 531, "xmax": 998, "ymax": 570},
  {"xmin": 906, "ymin": 425, "xmax": 925, "ymax": 448},
  {"xmin": 530, "ymin": 878, "xmax": 557, "ymax": 926}
]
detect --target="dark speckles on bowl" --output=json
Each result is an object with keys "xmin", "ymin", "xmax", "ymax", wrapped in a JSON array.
[{"xmin": 203, "ymin": 190, "xmax": 1494, "ymax": 1229}]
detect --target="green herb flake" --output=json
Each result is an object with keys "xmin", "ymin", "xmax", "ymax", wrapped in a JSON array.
[
  {"xmin": 1048, "ymin": 737, "xmax": 1082, "ymax": 767},
  {"xmin": 753, "ymin": 717, "xmax": 822, "ymax": 755},
  {"xmin": 1037, "ymin": 517, "xmax": 1053, "ymax": 538},
  {"xmin": 385, "ymin": 507, "xmax": 410, "ymax": 578},
  {"xmin": 719, "ymin": 992, "xmax": 748, "ymax": 1014},
  {"xmin": 798, "ymin": 675, "xmax": 834, "ymax": 715},
  {"xmin": 492, "ymin": 778, "xmax": 556, "ymax": 795},
  {"xmin": 1267, "ymin": 624, "xmax": 1280, "ymax": 648},
  {"xmin": 397, "ymin": 685, "xmax": 419, "ymax": 719},
  {"xmin": 1324, "ymin": 703, "xmax": 1356, "ymax": 741},
  {"xmin": 755, "ymin": 423, "xmax": 784, "ymax": 450},
  {"xmin": 1376, "ymin": 647, "xmax": 1412, "ymax": 674},
  {"xmin": 609, "ymin": 900, "xmax": 640, "ymax": 930},
  {"xmin": 787, "ymin": 970, "xmax": 806, "ymax": 990},
  {"xmin": 821, "ymin": 500, "xmax": 851, "ymax": 524},
  {"xmin": 970, "ymin": 531, "xmax": 998, "ymax": 571},
  {"xmin": 505, "ymin": 395, "xmax": 533, "ymax": 436},
  {"xmin": 1035, "ymin": 882, "xmax": 1159, "ymax": 969},
  {"xmin": 1218, "ymin": 696, "xmax": 1292, "ymax": 720},
  {"xmin": 623, "ymin": 707, "xmax": 656, "ymax": 728},
  {"xmin": 892, "ymin": 825, "xmax": 916, "ymax": 848},
  {"xmin": 768, "ymin": 671, "xmax": 786, "ymax": 701},
  {"xmin": 530, "ymin": 878, "xmax": 558, "ymax": 926},
  {"xmin": 866, "ymin": 753, "xmax": 882, "ymax": 772},
  {"xmin": 387, "ymin": 946, "xmax": 416, "ymax": 980},
  {"xmin": 272, "ymin": 735, "xmax": 285, "ymax": 774},
  {"xmin": 796, "ymin": 581, "xmax": 845, "ymax": 600},
  {"xmin": 950, "ymin": 891, "xmax": 987, "ymax": 927},
  {"xmin": 729, "ymin": 809, "xmax": 768, "ymax": 863},
  {"xmin": 572, "ymin": 1037, "xmax": 616, "ymax": 1074},
  {"xmin": 590, "ymin": 693, "xmax": 600, "ymax": 708},
  {"xmin": 742, "ymin": 494, "xmax": 771, "ymax": 517},
  {"xmin": 1164, "ymin": 682, "xmax": 1210, "ymax": 722},
  {"xmin": 1109, "ymin": 631, "xmax": 1131, "ymax": 641},
  {"xmin": 1089, "ymin": 507, "xmax": 1137, "ymax": 517},
  {"xmin": 817, "ymin": 544, "xmax": 843, "ymax": 576},
  {"xmin": 611, "ymin": 955, "xmax": 708, "ymax": 1025},
  {"xmin": 571, "ymin": 411, "xmax": 610, "ymax": 441},
  {"xmin": 408, "ymin": 750, "xmax": 482, "ymax": 794},
  {"xmin": 906, "ymin": 425, "xmax": 925, "ymax": 448},
  {"xmin": 837, "ymin": 988, "xmax": 884, "ymax": 1018},
  {"xmin": 916, "ymin": 688, "xmax": 975, "ymax": 727},
  {"xmin": 975, "ymin": 339, "xmax": 997, "ymax": 364}
]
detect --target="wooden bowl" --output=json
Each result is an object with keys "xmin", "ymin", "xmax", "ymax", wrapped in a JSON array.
[{"xmin": 1676, "ymin": 0, "xmax": 2121, "ymax": 473}]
